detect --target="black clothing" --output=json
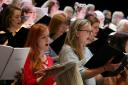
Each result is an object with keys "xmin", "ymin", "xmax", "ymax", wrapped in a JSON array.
[
  {"xmin": 36, "ymin": 15, "xmax": 51, "ymax": 26},
  {"xmin": 50, "ymin": 32, "xmax": 67, "ymax": 55},
  {"xmin": 0, "ymin": 27, "xmax": 29, "ymax": 47},
  {"xmin": 88, "ymin": 27, "xmax": 114, "ymax": 55}
]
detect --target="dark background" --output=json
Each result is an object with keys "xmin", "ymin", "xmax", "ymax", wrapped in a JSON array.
[{"xmin": 35, "ymin": 0, "xmax": 128, "ymax": 17}]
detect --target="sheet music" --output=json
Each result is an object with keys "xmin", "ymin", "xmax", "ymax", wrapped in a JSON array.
[
  {"xmin": 0, "ymin": 45, "xmax": 30, "ymax": 80},
  {"xmin": 0, "ymin": 45, "xmax": 13, "ymax": 77},
  {"xmin": 34, "ymin": 7, "xmax": 48, "ymax": 23}
]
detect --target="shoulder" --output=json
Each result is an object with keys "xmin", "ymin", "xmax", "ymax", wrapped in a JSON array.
[
  {"xmin": 16, "ymin": 27, "xmax": 29, "ymax": 37},
  {"xmin": 60, "ymin": 44, "xmax": 74, "ymax": 54},
  {"xmin": 19, "ymin": 27, "xmax": 29, "ymax": 33},
  {"xmin": 60, "ymin": 44, "xmax": 79, "ymax": 63}
]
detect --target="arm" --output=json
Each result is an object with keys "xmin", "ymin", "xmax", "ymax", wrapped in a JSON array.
[
  {"xmin": 83, "ymin": 59, "xmax": 121, "ymax": 79},
  {"xmin": 83, "ymin": 66, "xmax": 104, "ymax": 79},
  {"xmin": 60, "ymin": 46, "xmax": 120, "ymax": 79}
]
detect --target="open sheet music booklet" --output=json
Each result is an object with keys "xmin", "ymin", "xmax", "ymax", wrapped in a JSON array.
[
  {"xmin": 45, "ymin": 62, "xmax": 77, "ymax": 77},
  {"xmin": 34, "ymin": 7, "xmax": 48, "ymax": 23},
  {"xmin": 85, "ymin": 43, "xmax": 127, "ymax": 77},
  {"xmin": 0, "ymin": 45, "xmax": 30, "ymax": 80}
]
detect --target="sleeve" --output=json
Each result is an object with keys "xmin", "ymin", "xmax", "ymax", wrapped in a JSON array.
[
  {"xmin": 59, "ymin": 46, "xmax": 87, "ymax": 79},
  {"xmin": 60, "ymin": 49, "xmax": 79, "ymax": 64},
  {"xmin": 23, "ymin": 57, "xmax": 37, "ymax": 85}
]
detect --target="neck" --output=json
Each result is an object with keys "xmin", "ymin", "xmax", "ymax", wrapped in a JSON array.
[
  {"xmin": 7, "ymin": 26, "xmax": 19, "ymax": 33},
  {"xmin": 39, "ymin": 52, "xmax": 47, "ymax": 62},
  {"xmin": 39, "ymin": 50, "xmax": 45, "ymax": 56},
  {"xmin": 76, "ymin": 42, "xmax": 84, "ymax": 51}
]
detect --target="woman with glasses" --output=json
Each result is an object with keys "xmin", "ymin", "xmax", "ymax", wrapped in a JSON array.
[{"xmin": 59, "ymin": 19, "xmax": 121, "ymax": 85}]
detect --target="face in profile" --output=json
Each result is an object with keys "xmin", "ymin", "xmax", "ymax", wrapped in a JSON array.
[
  {"xmin": 22, "ymin": 6, "xmax": 37, "ymax": 22},
  {"xmin": 91, "ymin": 22, "xmax": 100, "ymax": 37},
  {"xmin": 51, "ymin": 2, "xmax": 59, "ymax": 14},
  {"xmin": 55, "ymin": 23, "xmax": 68, "ymax": 38},
  {"xmin": 37, "ymin": 29, "xmax": 49, "ymax": 52},
  {"xmin": 77, "ymin": 24, "xmax": 92, "ymax": 46},
  {"xmin": 10, "ymin": 9, "xmax": 21, "ymax": 28}
]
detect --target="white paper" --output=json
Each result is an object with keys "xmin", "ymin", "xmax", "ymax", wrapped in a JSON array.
[
  {"xmin": 34, "ymin": 7, "xmax": 48, "ymax": 23},
  {"xmin": 0, "ymin": 45, "xmax": 30, "ymax": 80}
]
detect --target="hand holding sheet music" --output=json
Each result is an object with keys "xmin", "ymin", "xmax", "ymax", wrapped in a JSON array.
[
  {"xmin": 85, "ymin": 43, "xmax": 127, "ymax": 77},
  {"xmin": 35, "ymin": 62, "xmax": 76, "ymax": 78}
]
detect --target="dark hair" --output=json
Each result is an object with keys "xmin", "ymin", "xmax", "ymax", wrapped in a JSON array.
[
  {"xmin": 86, "ymin": 14, "xmax": 100, "ymax": 25},
  {"xmin": 108, "ymin": 32, "xmax": 128, "ymax": 52},
  {"xmin": 47, "ymin": 1, "xmax": 59, "ymax": 14},
  {"xmin": 0, "ymin": 5, "xmax": 21, "ymax": 30}
]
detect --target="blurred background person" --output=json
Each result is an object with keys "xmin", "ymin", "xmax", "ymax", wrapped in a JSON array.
[
  {"xmin": 21, "ymin": 3, "xmax": 37, "ymax": 28},
  {"xmin": 41, "ymin": 0, "xmax": 60, "ymax": 18},
  {"xmin": 103, "ymin": 10, "xmax": 112, "ymax": 26},
  {"xmin": 109, "ymin": 11, "xmax": 124, "ymax": 32},
  {"xmin": 94, "ymin": 10, "xmax": 105, "ymax": 28},
  {"xmin": 117, "ymin": 19, "xmax": 128, "ymax": 32},
  {"xmin": 71, "ymin": 2, "xmax": 87, "ymax": 21},
  {"xmin": 0, "ymin": 5, "xmax": 28, "ymax": 47},
  {"xmin": 63, "ymin": 6, "xmax": 74, "ymax": 25},
  {"xmin": 86, "ymin": 4, "xmax": 95, "ymax": 15}
]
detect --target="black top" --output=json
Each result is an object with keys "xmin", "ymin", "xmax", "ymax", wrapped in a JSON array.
[
  {"xmin": 50, "ymin": 32, "xmax": 67, "ymax": 55},
  {"xmin": 85, "ymin": 42, "xmax": 126, "ymax": 77},
  {"xmin": 88, "ymin": 27, "xmax": 114, "ymax": 55},
  {"xmin": 0, "ymin": 27, "xmax": 29, "ymax": 47}
]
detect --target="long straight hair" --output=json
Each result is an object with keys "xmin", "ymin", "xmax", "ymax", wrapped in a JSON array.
[
  {"xmin": 25, "ymin": 23, "xmax": 48, "ymax": 73},
  {"xmin": 49, "ymin": 13, "xmax": 67, "ymax": 39},
  {"xmin": 65, "ymin": 19, "xmax": 91, "ymax": 60}
]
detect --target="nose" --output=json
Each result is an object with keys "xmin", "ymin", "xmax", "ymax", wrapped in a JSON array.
[
  {"xmin": 46, "ymin": 37, "xmax": 49, "ymax": 42},
  {"xmin": 19, "ymin": 17, "xmax": 22, "ymax": 22}
]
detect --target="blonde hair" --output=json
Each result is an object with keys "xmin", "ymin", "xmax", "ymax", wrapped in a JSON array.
[{"xmin": 65, "ymin": 19, "xmax": 91, "ymax": 60}]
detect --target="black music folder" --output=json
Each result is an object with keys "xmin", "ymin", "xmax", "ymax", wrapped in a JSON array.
[
  {"xmin": 50, "ymin": 32, "xmax": 67, "ymax": 55},
  {"xmin": 36, "ymin": 15, "xmax": 51, "ymax": 26},
  {"xmin": 85, "ymin": 42, "xmax": 126, "ymax": 77}
]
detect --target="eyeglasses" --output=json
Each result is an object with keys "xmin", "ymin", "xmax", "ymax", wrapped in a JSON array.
[
  {"xmin": 27, "ymin": 11, "xmax": 36, "ymax": 14},
  {"xmin": 77, "ymin": 29, "xmax": 92, "ymax": 33}
]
